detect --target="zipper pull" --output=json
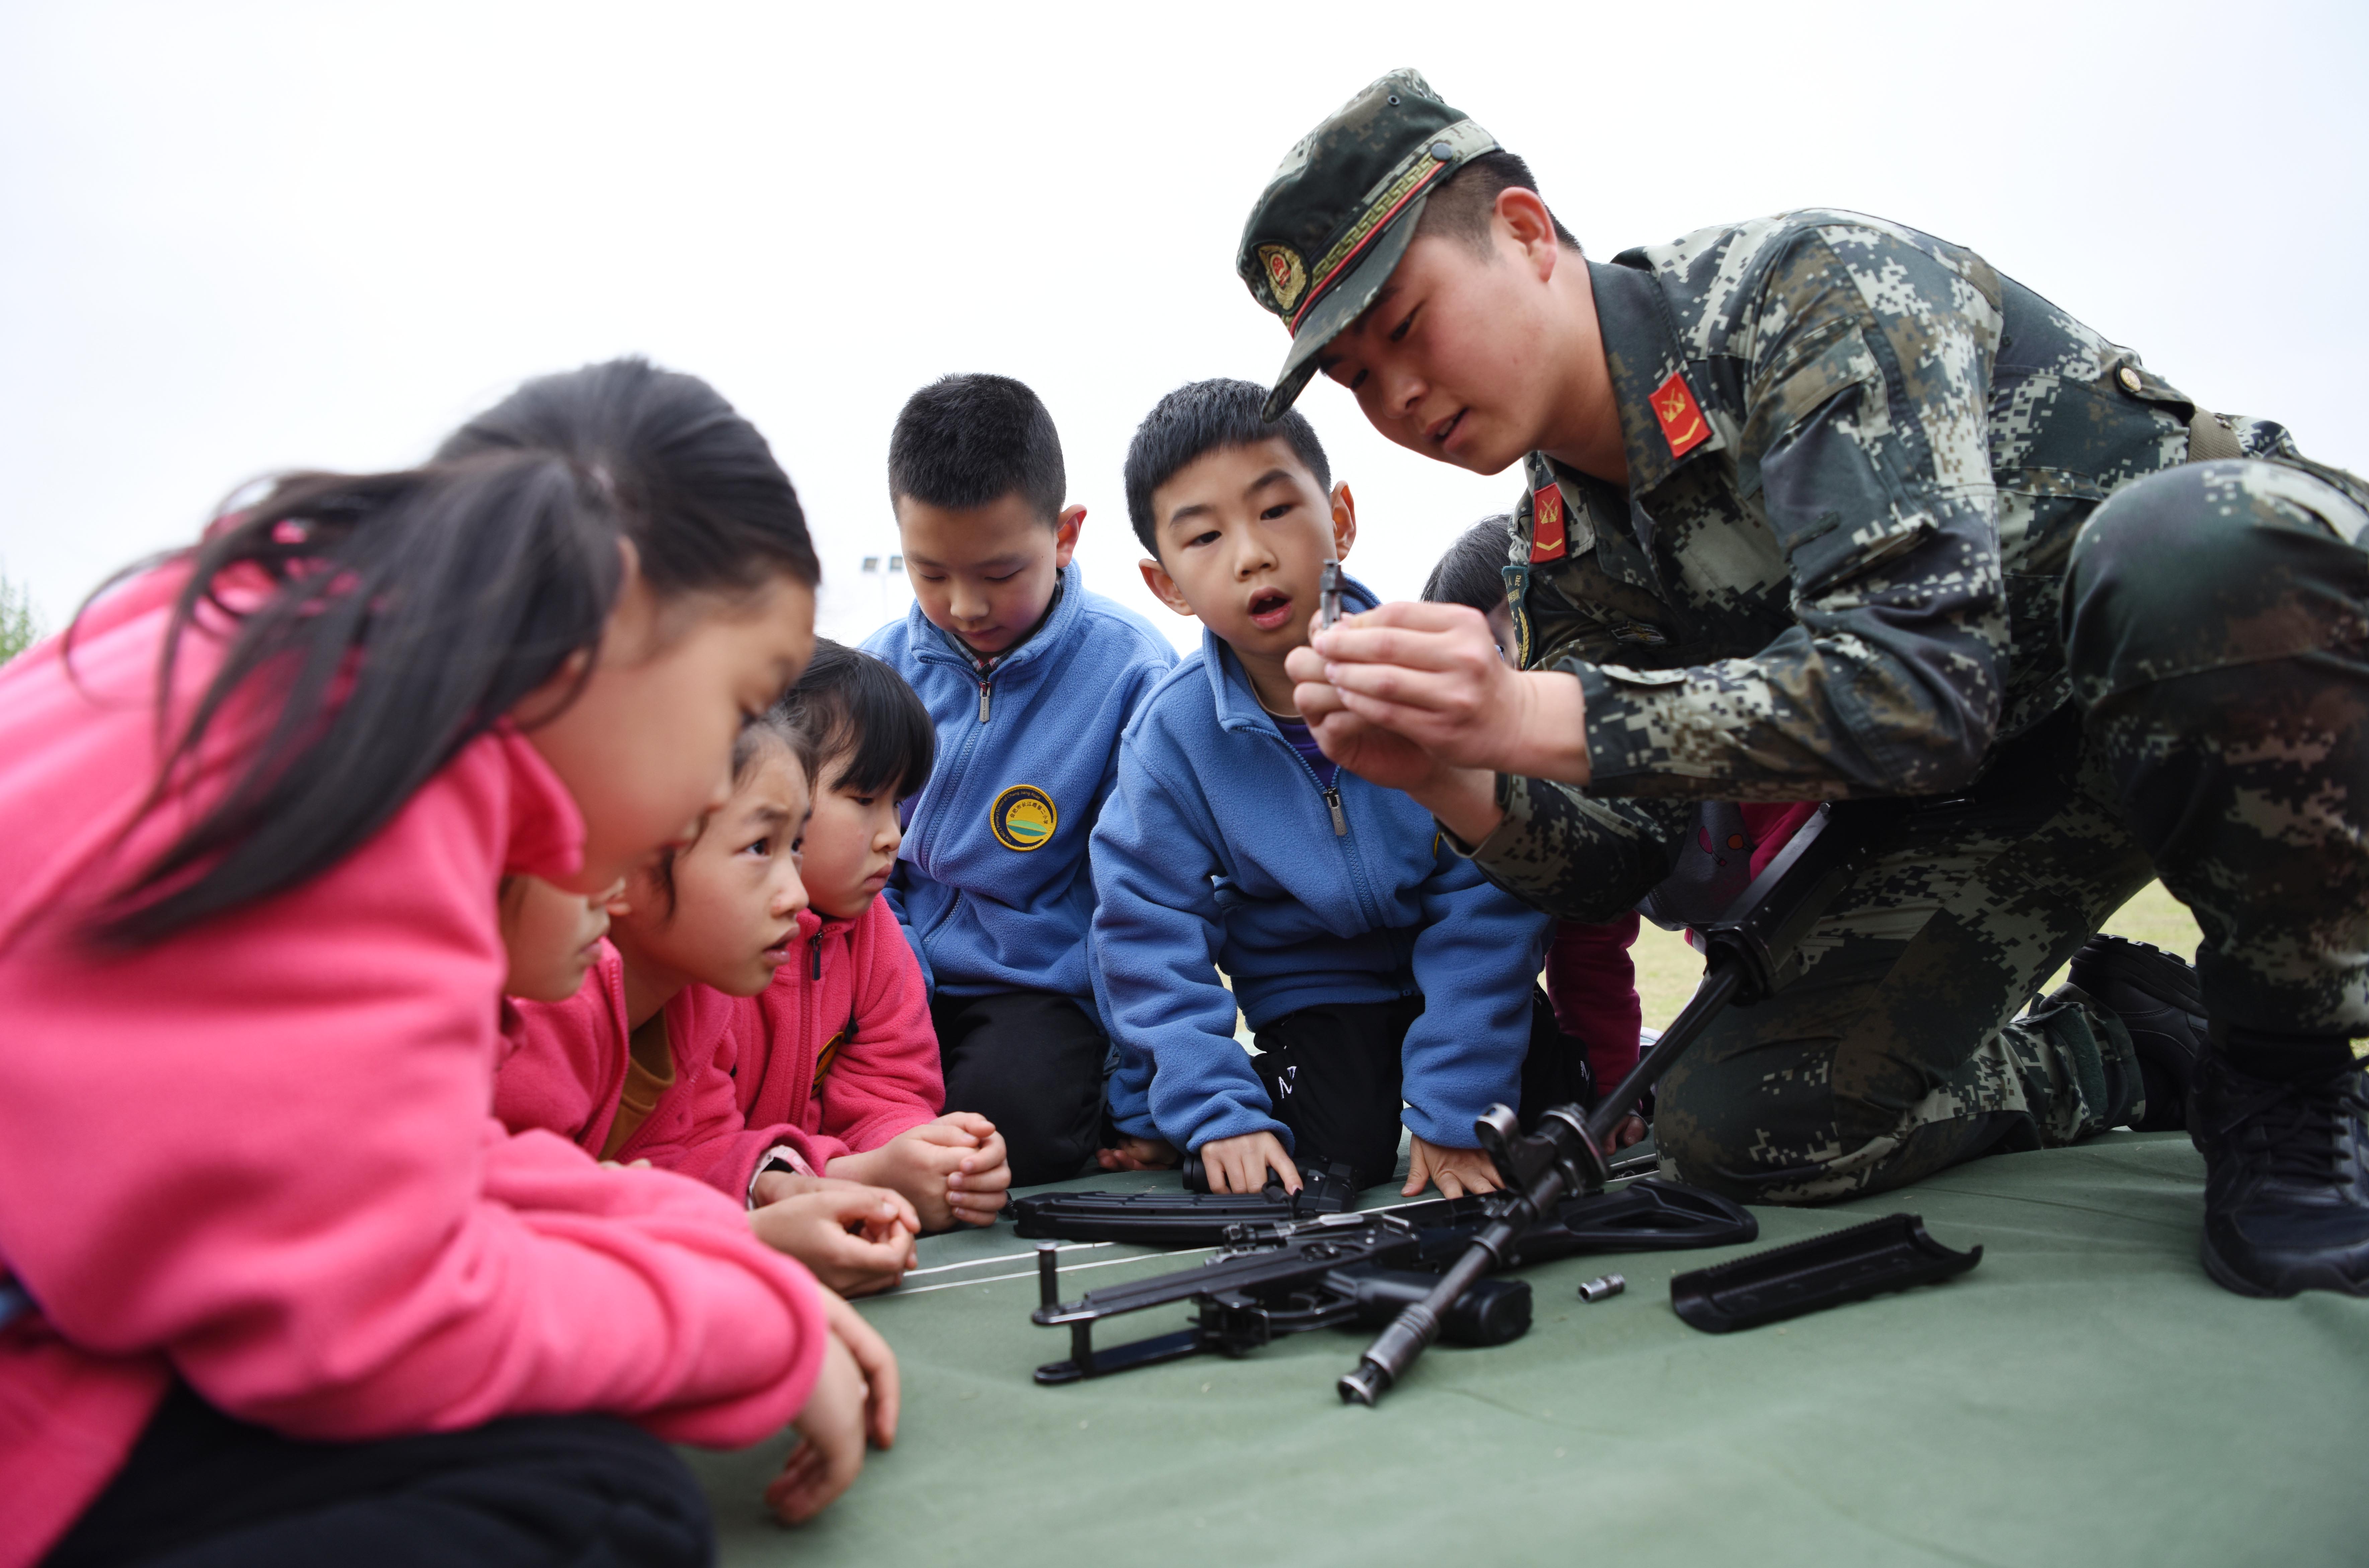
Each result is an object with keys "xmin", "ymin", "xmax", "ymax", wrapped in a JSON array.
[
  {"xmin": 978, "ymin": 681, "xmax": 991, "ymax": 723},
  {"xmin": 811, "ymin": 941, "xmax": 822, "ymax": 981},
  {"xmin": 1322, "ymin": 786, "xmax": 1348, "ymax": 837}
]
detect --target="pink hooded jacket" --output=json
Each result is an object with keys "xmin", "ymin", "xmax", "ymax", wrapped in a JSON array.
[
  {"xmin": 496, "ymin": 897, "xmax": 943, "ymax": 1194},
  {"xmin": 494, "ymin": 945, "xmax": 818, "ymax": 1194},
  {"xmin": 730, "ymin": 898, "xmax": 945, "ymax": 1167},
  {"xmin": 0, "ymin": 570, "xmax": 826, "ymax": 1567}
]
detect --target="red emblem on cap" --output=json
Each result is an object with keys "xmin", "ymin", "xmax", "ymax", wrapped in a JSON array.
[
  {"xmin": 1530, "ymin": 484, "xmax": 1566, "ymax": 563},
  {"xmin": 1650, "ymin": 372, "xmax": 1710, "ymax": 459}
]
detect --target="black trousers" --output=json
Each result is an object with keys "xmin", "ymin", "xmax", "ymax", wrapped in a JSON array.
[
  {"xmin": 44, "ymin": 1382, "xmax": 712, "ymax": 1568},
  {"xmin": 1250, "ymin": 991, "xmax": 1591, "ymax": 1190},
  {"xmin": 932, "ymin": 988, "xmax": 1109, "ymax": 1186}
]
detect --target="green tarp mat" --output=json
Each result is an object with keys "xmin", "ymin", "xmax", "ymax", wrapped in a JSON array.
[{"xmin": 690, "ymin": 1131, "xmax": 2368, "ymax": 1567}]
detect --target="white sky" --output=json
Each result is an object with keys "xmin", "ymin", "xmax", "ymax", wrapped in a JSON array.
[{"xmin": 3, "ymin": 1, "xmax": 2363, "ymax": 651}]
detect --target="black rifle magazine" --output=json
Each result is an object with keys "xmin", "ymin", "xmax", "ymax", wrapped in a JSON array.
[{"xmin": 1668, "ymin": 1212, "xmax": 1980, "ymax": 1333}]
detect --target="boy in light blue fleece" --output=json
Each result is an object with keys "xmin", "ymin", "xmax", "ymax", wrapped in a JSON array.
[
  {"xmin": 863, "ymin": 374, "xmax": 1176, "ymax": 1186},
  {"xmin": 1092, "ymin": 379, "xmax": 1557, "ymax": 1199}
]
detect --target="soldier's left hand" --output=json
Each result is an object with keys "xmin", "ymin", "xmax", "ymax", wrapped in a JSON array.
[{"xmin": 1296, "ymin": 602, "xmax": 1591, "ymax": 785}]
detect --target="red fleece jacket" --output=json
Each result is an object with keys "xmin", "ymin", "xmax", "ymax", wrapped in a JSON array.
[
  {"xmin": 727, "ymin": 898, "xmax": 945, "ymax": 1168},
  {"xmin": 497, "ymin": 896, "xmax": 943, "ymax": 1194}
]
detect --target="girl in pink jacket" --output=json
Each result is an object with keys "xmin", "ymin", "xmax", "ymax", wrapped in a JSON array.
[
  {"xmin": 753, "ymin": 641, "xmax": 1012, "ymax": 1231},
  {"xmin": 0, "ymin": 360, "xmax": 889, "ymax": 1568},
  {"xmin": 500, "ymin": 642, "xmax": 1011, "ymax": 1252},
  {"xmin": 496, "ymin": 712, "xmax": 925, "ymax": 1296}
]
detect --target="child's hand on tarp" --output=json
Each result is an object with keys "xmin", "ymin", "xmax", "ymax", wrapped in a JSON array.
[
  {"xmin": 1404, "ymin": 1135, "xmax": 1505, "ymax": 1199},
  {"xmin": 1096, "ymin": 1134, "xmax": 1178, "ymax": 1172},
  {"xmin": 934, "ymin": 1111, "xmax": 1010, "ymax": 1228},
  {"xmin": 831, "ymin": 1112, "xmax": 1009, "ymax": 1231},
  {"xmin": 749, "ymin": 1183, "xmax": 919, "ymax": 1297},
  {"xmin": 1198, "ymin": 1130, "xmax": 1298, "ymax": 1194},
  {"xmin": 766, "ymin": 1286, "xmax": 900, "ymax": 1524}
]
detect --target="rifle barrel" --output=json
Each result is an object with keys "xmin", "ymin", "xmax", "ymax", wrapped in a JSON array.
[{"xmin": 1338, "ymin": 1206, "xmax": 1533, "ymax": 1403}]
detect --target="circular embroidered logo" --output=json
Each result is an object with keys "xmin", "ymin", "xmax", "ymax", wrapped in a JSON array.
[
  {"xmin": 1256, "ymin": 244, "xmax": 1307, "ymax": 314},
  {"xmin": 990, "ymin": 784, "xmax": 1058, "ymax": 852}
]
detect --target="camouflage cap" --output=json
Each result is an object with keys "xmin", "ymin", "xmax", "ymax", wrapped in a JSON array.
[{"xmin": 1236, "ymin": 69, "xmax": 1498, "ymax": 421}]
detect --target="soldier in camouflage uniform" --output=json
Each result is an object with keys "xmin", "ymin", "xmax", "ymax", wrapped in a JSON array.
[{"xmin": 1237, "ymin": 69, "xmax": 2369, "ymax": 1297}]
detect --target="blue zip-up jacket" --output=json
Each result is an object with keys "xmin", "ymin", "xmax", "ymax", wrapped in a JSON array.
[
  {"xmin": 1093, "ymin": 578, "xmax": 1553, "ymax": 1155},
  {"xmin": 863, "ymin": 562, "xmax": 1175, "ymax": 1000}
]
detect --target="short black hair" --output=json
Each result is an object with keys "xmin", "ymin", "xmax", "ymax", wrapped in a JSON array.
[
  {"xmin": 1413, "ymin": 150, "xmax": 1581, "ymax": 255},
  {"xmin": 1123, "ymin": 378, "xmax": 1331, "ymax": 557},
  {"xmin": 778, "ymin": 639, "xmax": 935, "ymax": 802},
  {"xmin": 887, "ymin": 373, "xmax": 1066, "ymax": 525},
  {"xmin": 1422, "ymin": 515, "xmax": 1516, "ymax": 613}
]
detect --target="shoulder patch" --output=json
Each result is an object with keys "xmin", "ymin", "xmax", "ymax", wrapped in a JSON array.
[
  {"xmin": 990, "ymin": 784, "xmax": 1058, "ymax": 852},
  {"xmin": 1530, "ymin": 483, "xmax": 1568, "ymax": 563},
  {"xmin": 1650, "ymin": 371, "xmax": 1711, "ymax": 459}
]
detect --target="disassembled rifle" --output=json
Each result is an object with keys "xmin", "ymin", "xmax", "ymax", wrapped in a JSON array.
[
  {"xmin": 1028, "ymin": 1179, "xmax": 1754, "ymax": 1384},
  {"xmin": 1020, "ymin": 798, "xmax": 1958, "ymax": 1399},
  {"xmin": 1335, "ymin": 797, "xmax": 1910, "ymax": 1405}
]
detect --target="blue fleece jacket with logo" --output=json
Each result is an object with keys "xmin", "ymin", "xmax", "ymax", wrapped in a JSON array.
[
  {"xmin": 863, "ymin": 562, "xmax": 1176, "ymax": 1000},
  {"xmin": 1094, "ymin": 577, "xmax": 1553, "ymax": 1156}
]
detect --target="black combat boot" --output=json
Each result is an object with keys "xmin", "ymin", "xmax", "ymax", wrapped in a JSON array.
[
  {"xmin": 2068, "ymin": 935, "xmax": 2207, "ymax": 1132},
  {"xmin": 2190, "ymin": 1055, "xmax": 2369, "ymax": 1298}
]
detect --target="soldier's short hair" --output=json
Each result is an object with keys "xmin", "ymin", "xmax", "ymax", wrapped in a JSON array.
[
  {"xmin": 1123, "ymin": 378, "xmax": 1331, "ymax": 557},
  {"xmin": 888, "ymin": 373, "xmax": 1067, "ymax": 526},
  {"xmin": 1414, "ymin": 150, "xmax": 1582, "ymax": 256},
  {"xmin": 1422, "ymin": 516, "xmax": 1516, "ymax": 613}
]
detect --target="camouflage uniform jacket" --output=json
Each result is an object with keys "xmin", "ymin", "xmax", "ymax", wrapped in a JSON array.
[{"xmin": 1479, "ymin": 209, "xmax": 2259, "ymax": 920}]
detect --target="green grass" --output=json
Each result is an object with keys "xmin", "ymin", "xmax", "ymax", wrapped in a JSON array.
[
  {"xmin": 1632, "ymin": 880, "xmax": 2204, "ymax": 1034},
  {"xmin": 0, "ymin": 570, "xmax": 43, "ymax": 665}
]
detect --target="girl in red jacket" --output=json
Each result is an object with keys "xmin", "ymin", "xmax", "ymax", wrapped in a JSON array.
[
  {"xmin": 496, "ymin": 712, "xmax": 927, "ymax": 1295},
  {"xmin": 759, "ymin": 641, "xmax": 1014, "ymax": 1229},
  {"xmin": 0, "ymin": 360, "xmax": 891, "ymax": 1568}
]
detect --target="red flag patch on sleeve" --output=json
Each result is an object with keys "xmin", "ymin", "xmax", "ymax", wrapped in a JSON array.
[
  {"xmin": 1650, "ymin": 371, "xmax": 1711, "ymax": 459},
  {"xmin": 1529, "ymin": 484, "xmax": 1567, "ymax": 563}
]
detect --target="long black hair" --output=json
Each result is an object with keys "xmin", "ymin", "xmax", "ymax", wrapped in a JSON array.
[
  {"xmin": 87, "ymin": 357, "xmax": 819, "ymax": 946},
  {"xmin": 778, "ymin": 640, "xmax": 935, "ymax": 801}
]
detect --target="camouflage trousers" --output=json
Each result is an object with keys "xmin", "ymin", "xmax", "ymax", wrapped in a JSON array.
[{"xmin": 1659, "ymin": 459, "xmax": 2369, "ymax": 1204}]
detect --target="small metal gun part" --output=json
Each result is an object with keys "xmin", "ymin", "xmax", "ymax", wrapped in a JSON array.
[
  {"xmin": 1318, "ymin": 561, "xmax": 1344, "ymax": 629},
  {"xmin": 1576, "ymin": 1273, "xmax": 1625, "ymax": 1303}
]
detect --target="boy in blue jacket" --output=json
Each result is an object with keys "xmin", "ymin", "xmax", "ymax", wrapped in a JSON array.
[
  {"xmin": 1093, "ymin": 379, "xmax": 1558, "ymax": 1198},
  {"xmin": 864, "ymin": 374, "xmax": 1177, "ymax": 1185}
]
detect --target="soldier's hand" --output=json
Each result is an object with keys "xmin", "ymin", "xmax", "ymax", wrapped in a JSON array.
[
  {"xmin": 1302, "ymin": 602, "xmax": 1591, "ymax": 785},
  {"xmin": 1405, "ymin": 1135, "xmax": 1505, "ymax": 1199},
  {"xmin": 1284, "ymin": 645, "xmax": 1445, "ymax": 793}
]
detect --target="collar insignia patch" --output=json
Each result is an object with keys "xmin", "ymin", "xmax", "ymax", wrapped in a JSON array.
[
  {"xmin": 1650, "ymin": 371, "xmax": 1711, "ymax": 460},
  {"xmin": 1530, "ymin": 483, "xmax": 1568, "ymax": 563},
  {"xmin": 990, "ymin": 783, "xmax": 1058, "ymax": 852},
  {"xmin": 1257, "ymin": 245, "xmax": 1308, "ymax": 315}
]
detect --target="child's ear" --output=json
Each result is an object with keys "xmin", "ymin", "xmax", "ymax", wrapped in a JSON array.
[
  {"xmin": 1138, "ymin": 556, "xmax": 1195, "ymax": 618},
  {"xmin": 1054, "ymin": 504, "xmax": 1086, "ymax": 568},
  {"xmin": 1329, "ymin": 482, "xmax": 1358, "ymax": 563}
]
